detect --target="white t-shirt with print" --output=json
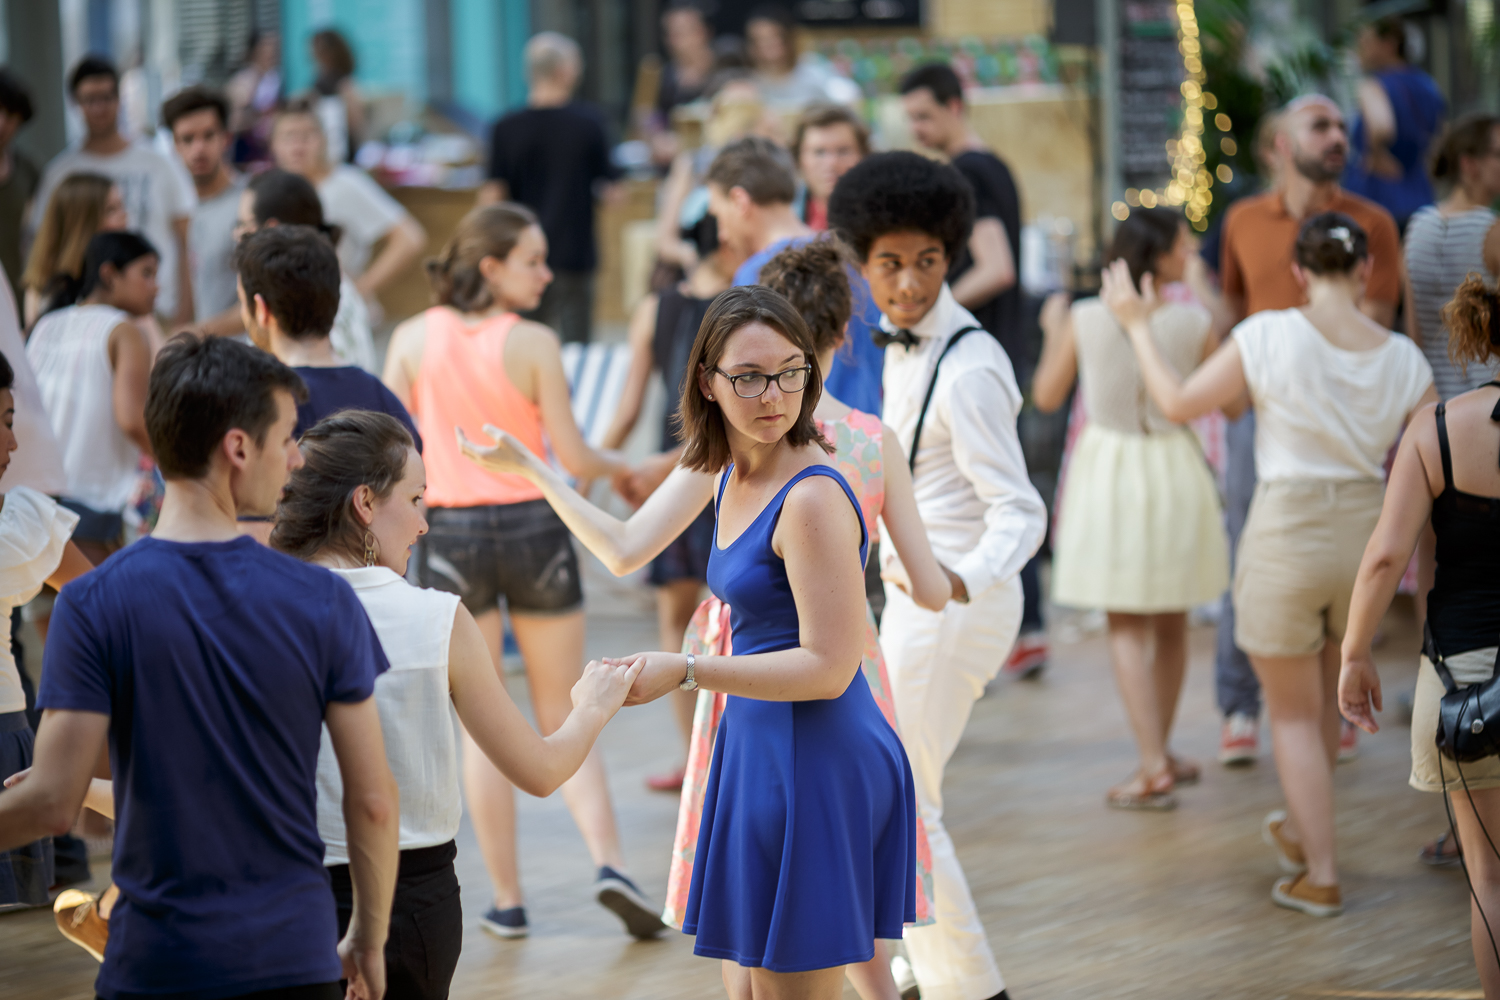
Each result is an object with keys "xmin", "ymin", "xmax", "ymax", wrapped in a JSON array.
[
  {"xmin": 31, "ymin": 141, "xmax": 195, "ymax": 318},
  {"xmin": 1235, "ymin": 307, "xmax": 1434, "ymax": 482}
]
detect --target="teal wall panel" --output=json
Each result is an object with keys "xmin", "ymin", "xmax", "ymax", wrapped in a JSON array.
[{"xmin": 282, "ymin": 0, "xmax": 428, "ymax": 108}]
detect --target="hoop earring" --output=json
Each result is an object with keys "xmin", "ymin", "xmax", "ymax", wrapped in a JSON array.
[{"xmin": 363, "ymin": 530, "xmax": 378, "ymax": 567}]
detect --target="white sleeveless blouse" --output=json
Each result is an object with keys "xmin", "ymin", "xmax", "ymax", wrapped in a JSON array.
[{"xmin": 315, "ymin": 566, "xmax": 462, "ymax": 865}]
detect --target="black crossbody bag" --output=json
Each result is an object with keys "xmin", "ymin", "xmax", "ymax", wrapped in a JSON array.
[{"xmin": 906, "ymin": 326, "xmax": 983, "ymax": 473}]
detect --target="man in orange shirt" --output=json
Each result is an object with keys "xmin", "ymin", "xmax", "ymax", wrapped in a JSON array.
[{"xmin": 1213, "ymin": 94, "xmax": 1401, "ymax": 769}]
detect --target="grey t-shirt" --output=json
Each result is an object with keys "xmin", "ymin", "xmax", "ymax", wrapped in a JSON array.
[
  {"xmin": 30, "ymin": 141, "xmax": 194, "ymax": 317},
  {"xmin": 191, "ymin": 173, "xmax": 246, "ymax": 321}
]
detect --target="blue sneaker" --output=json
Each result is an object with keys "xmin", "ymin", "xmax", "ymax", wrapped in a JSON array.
[
  {"xmin": 480, "ymin": 905, "xmax": 528, "ymax": 939},
  {"xmin": 594, "ymin": 866, "xmax": 665, "ymax": 940}
]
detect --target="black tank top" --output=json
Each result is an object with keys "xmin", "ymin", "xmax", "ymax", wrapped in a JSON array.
[
  {"xmin": 1427, "ymin": 385, "xmax": 1500, "ymax": 657},
  {"xmin": 652, "ymin": 285, "xmax": 716, "ymax": 450}
]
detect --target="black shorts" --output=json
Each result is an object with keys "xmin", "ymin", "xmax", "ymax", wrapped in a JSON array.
[
  {"xmin": 647, "ymin": 504, "xmax": 715, "ymax": 586},
  {"xmin": 419, "ymin": 500, "xmax": 583, "ymax": 616}
]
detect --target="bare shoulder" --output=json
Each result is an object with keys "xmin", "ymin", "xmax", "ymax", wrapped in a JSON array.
[
  {"xmin": 781, "ymin": 467, "xmax": 858, "ymax": 530},
  {"xmin": 508, "ymin": 318, "xmax": 561, "ymax": 354},
  {"xmin": 389, "ymin": 311, "xmax": 428, "ymax": 352}
]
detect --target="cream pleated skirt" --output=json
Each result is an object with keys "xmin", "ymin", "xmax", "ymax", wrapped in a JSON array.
[{"xmin": 1052, "ymin": 424, "xmax": 1229, "ymax": 613}]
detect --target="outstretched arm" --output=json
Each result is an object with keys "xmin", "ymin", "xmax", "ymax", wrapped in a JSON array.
[
  {"xmin": 449, "ymin": 604, "xmax": 641, "ymax": 796},
  {"xmin": 459, "ymin": 425, "xmax": 714, "ymax": 575},
  {"xmin": 615, "ymin": 474, "xmax": 868, "ymax": 705},
  {"xmin": 1102, "ymin": 260, "xmax": 1248, "ymax": 423}
]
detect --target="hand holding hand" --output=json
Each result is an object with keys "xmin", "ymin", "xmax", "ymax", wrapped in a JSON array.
[
  {"xmin": 338, "ymin": 932, "xmax": 386, "ymax": 1000},
  {"xmin": 1338, "ymin": 649, "xmax": 1383, "ymax": 735},
  {"xmin": 1100, "ymin": 258, "xmax": 1158, "ymax": 333},
  {"xmin": 571, "ymin": 656, "xmax": 647, "ymax": 718},
  {"xmin": 456, "ymin": 424, "xmax": 538, "ymax": 480},
  {"xmin": 610, "ymin": 652, "xmax": 689, "ymax": 706}
]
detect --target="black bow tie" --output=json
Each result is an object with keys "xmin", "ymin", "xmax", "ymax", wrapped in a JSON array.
[{"xmin": 873, "ymin": 327, "xmax": 919, "ymax": 349}]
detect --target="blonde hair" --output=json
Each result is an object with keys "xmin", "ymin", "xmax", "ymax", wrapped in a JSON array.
[
  {"xmin": 22, "ymin": 172, "xmax": 115, "ymax": 294},
  {"xmin": 425, "ymin": 202, "xmax": 540, "ymax": 312}
]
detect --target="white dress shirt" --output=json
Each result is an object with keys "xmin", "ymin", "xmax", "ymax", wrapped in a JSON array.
[{"xmin": 879, "ymin": 284, "xmax": 1045, "ymax": 598}]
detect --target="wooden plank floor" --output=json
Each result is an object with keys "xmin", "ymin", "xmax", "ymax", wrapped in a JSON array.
[{"xmin": 0, "ymin": 595, "xmax": 1484, "ymax": 999}]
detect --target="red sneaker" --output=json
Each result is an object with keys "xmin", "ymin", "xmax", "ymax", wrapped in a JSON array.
[
  {"xmin": 1219, "ymin": 713, "xmax": 1258, "ymax": 766},
  {"xmin": 1338, "ymin": 719, "xmax": 1359, "ymax": 762},
  {"xmin": 646, "ymin": 766, "xmax": 686, "ymax": 793},
  {"xmin": 1002, "ymin": 632, "xmax": 1048, "ymax": 680}
]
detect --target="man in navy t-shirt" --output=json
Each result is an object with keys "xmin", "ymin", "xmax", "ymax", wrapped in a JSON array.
[
  {"xmin": 236, "ymin": 224, "xmax": 422, "ymax": 447},
  {"xmin": 0, "ymin": 335, "xmax": 399, "ymax": 1000}
]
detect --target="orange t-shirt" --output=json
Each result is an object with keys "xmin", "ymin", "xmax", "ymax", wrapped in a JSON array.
[
  {"xmin": 412, "ymin": 307, "xmax": 547, "ymax": 508},
  {"xmin": 1220, "ymin": 189, "xmax": 1401, "ymax": 317}
]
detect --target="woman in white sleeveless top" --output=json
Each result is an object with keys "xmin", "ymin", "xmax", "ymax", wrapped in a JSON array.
[
  {"xmin": 25, "ymin": 232, "xmax": 154, "ymax": 562},
  {"xmin": 1404, "ymin": 112, "xmax": 1500, "ymax": 401},
  {"xmin": 269, "ymin": 410, "xmax": 642, "ymax": 1000},
  {"xmin": 1104, "ymin": 213, "xmax": 1436, "ymax": 919},
  {"xmin": 1033, "ymin": 207, "xmax": 1228, "ymax": 812}
]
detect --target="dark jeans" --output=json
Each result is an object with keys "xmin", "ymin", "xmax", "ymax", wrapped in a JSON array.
[
  {"xmin": 329, "ymin": 841, "xmax": 462, "ymax": 1000},
  {"xmin": 102, "ymin": 985, "xmax": 340, "ymax": 1000},
  {"xmin": 526, "ymin": 270, "xmax": 594, "ymax": 344},
  {"xmin": 1216, "ymin": 410, "xmax": 1261, "ymax": 718},
  {"xmin": 1019, "ymin": 553, "xmax": 1044, "ymax": 633}
]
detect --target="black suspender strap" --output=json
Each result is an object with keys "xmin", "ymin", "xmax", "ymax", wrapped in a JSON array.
[
  {"xmin": 908, "ymin": 325, "xmax": 983, "ymax": 474},
  {"xmin": 1436, "ymin": 402, "xmax": 1455, "ymax": 492}
]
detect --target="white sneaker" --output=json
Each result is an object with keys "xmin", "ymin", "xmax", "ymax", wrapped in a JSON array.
[{"xmin": 891, "ymin": 955, "xmax": 919, "ymax": 999}]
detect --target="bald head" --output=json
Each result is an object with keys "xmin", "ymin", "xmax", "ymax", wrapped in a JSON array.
[
  {"xmin": 1276, "ymin": 95, "xmax": 1348, "ymax": 185},
  {"xmin": 526, "ymin": 32, "xmax": 582, "ymax": 88}
]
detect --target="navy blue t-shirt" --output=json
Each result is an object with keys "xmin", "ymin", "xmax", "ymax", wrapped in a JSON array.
[
  {"xmin": 37, "ymin": 536, "xmax": 389, "ymax": 999},
  {"xmin": 295, "ymin": 366, "xmax": 423, "ymax": 452}
]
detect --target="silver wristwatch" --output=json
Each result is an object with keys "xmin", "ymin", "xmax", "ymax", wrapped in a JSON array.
[{"xmin": 679, "ymin": 653, "xmax": 698, "ymax": 691}]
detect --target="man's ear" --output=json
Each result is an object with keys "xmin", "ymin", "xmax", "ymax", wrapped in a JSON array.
[
  {"xmin": 253, "ymin": 293, "xmax": 272, "ymax": 332},
  {"xmin": 730, "ymin": 186, "xmax": 754, "ymax": 215},
  {"xmin": 220, "ymin": 426, "xmax": 253, "ymax": 473}
]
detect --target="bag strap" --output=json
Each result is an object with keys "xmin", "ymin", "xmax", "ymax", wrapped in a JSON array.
[
  {"xmin": 1425, "ymin": 619, "xmax": 1461, "ymax": 694},
  {"xmin": 908, "ymin": 325, "xmax": 984, "ymax": 475}
]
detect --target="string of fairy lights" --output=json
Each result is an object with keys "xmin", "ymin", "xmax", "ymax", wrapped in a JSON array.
[{"xmin": 1111, "ymin": 0, "xmax": 1232, "ymax": 231}]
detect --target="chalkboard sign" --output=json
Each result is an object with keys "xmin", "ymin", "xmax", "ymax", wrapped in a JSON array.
[
  {"xmin": 794, "ymin": 0, "xmax": 922, "ymax": 27},
  {"xmin": 1118, "ymin": 0, "xmax": 1184, "ymax": 191}
]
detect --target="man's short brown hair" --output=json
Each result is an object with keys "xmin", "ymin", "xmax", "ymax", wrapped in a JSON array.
[
  {"xmin": 791, "ymin": 103, "xmax": 870, "ymax": 163},
  {"xmin": 706, "ymin": 137, "xmax": 797, "ymax": 206}
]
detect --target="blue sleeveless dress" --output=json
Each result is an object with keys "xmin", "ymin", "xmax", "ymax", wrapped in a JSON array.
[{"xmin": 682, "ymin": 464, "xmax": 917, "ymax": 971}]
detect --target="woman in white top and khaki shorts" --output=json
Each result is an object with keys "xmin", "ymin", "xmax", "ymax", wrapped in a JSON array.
[{"xmin": 1102, "ymin": 212, "xmax": 1436, "ymax": 918}]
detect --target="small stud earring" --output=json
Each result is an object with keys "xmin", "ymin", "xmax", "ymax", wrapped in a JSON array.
[{"xmin": 707, "ymin": 394, "xmax": 714, "ymax": 400}]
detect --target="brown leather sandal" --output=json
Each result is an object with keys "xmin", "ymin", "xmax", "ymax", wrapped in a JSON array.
[
  {"xmin": 1168, "ymin": 753, "xmax": 1201, "ymax": 786},
  {"xmin": 1107, "ymin": 768, "xmax": 1177, "ymax": 811}
]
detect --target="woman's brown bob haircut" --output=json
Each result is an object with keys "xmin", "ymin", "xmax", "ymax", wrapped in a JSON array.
[{"xmin": 677, "ymin": 285, "xmax": 832, "ymax": 473}]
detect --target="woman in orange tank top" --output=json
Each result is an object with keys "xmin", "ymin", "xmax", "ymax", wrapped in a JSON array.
[{"xmin": 384, "ymin": 203, "xmax": 663, "ymax": 940}]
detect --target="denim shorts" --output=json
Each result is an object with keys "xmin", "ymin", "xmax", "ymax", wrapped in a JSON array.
[{"xmin": 419, "ymin": 500, "xmax": 583, "ymax": 616}]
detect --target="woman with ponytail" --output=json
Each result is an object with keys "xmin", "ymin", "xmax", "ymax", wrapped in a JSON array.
[
  {"xmin": 1404, "ymin": 113, "xmax": 1500, "ymax": 400},
  {"xmin": 1341, "ymin": 276, "xmax": 1500, "ymax": 995},
  {"xmin": 382, "ymin": 203, "xmax": 658, "ymax": 941},
  {"xmin": 25, "ymin": 232, "xmax": 156, "ymax": 563}
]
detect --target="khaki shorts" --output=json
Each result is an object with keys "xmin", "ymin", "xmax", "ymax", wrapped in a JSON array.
[
  {"xmin": 1233, "ymin": 479, "xmax": 1383, "ymax": 659},
  {"xmin": 1411, "ymin": 654, "xmax": 1500, "ymax": 793}
]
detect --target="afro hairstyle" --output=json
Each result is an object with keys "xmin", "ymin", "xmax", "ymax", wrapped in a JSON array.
[{"xmin": 827, "ymin": 151, "xmax": 975, "ymax": 263}]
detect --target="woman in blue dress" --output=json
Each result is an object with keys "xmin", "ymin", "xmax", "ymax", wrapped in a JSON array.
[{"xmin": 460, "ymin": 285, "xmax": 917, "ymax": 999}]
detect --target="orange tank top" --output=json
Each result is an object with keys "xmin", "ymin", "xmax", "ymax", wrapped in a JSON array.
[{"xmin": 413, "ymin": 308, "xmax": 546, "ymax": 508}]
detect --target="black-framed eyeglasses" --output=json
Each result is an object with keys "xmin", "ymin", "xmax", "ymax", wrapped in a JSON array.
[{"xmin": 712, "ymin": 364, "xmax": 812, "ymax": 399}]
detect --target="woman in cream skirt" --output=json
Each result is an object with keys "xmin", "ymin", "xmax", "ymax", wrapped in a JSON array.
[{"xmin": 1034, "ymin": 207, "xmax": 1229, "ymax": 811}]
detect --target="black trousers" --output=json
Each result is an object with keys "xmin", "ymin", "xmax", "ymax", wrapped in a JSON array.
[
  {"xmin": 102, "ymin": 985, "xmax": 340, "ymax": 1000},
  {"xmin": 328, "ymin": 841, "xmax": 462, "ymax": 1000}
]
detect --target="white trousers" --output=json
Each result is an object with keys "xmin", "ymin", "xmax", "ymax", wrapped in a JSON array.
[{"xmin": 881, "ymin": 576, "xmax": 1022, "ymax": 1000}]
